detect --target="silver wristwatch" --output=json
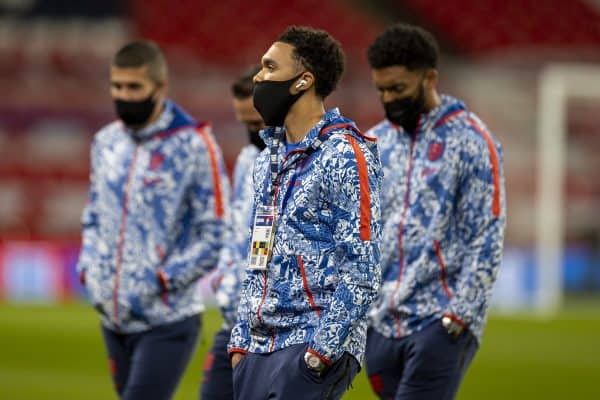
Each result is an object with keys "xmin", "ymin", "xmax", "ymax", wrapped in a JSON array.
[
  {"xmin": 304, "ymin": 352, "xmax": 327, "ymax": 373},
  {"xmin": 441, "ymin": 316, "xmax": 464, "ymax": 337}
]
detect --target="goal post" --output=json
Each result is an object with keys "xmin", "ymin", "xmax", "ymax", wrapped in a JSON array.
[{"xmin": 536, "ymin": 64, "xmax": 600, "ymax": 313}]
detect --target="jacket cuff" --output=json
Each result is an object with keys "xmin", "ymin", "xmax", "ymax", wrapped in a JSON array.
[{"xmin": 227, "ymin": 348, "xmax": 248, "ymax": 359}]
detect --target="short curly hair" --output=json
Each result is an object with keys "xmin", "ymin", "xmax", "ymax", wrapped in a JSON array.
[
  {"xmin": 368, "ymin": 23, "xmax": 439, "ymax": 71},
  {"xmin": 277, "ymin": 26, "xmax": 345, "ymax": 99}
]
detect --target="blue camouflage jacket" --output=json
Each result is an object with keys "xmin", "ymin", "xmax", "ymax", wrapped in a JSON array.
[
  {"xmin": 228, "ymin": 108, "xmax": 383, "ymax": 366},
  {"xmin": 77, "ymin": 100, "xmax": 229, "ymax": 333},
  {"xmin": 214, "ymin": 144, "xmax": 261, "ymax": 329},
  {"xmin": 367, "ymin": 95, "xmax": 506, "ymax": 342}
]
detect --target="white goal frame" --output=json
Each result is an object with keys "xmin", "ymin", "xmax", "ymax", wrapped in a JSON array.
[{"xmin": 536, "ymin": 63, "xmax": 600, "ymax": 313}]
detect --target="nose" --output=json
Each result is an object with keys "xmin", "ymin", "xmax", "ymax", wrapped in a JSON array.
[
  {"xmin": 253, "ymin": 69, "xmax": 264, "ymax": 84},
  {"xmin": 381, "ymin": 89, "xmax": 397, "ymax": 104}
]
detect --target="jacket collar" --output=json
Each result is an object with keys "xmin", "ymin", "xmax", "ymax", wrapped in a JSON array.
[
  {"xmin": 260, "ymin": 108, "xmax": 358, "ymax": 151},
  {"xmin": 391, "ymin": 95, "xmax": 467, "ymax": 137}
]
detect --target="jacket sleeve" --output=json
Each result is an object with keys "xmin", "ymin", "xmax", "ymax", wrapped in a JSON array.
[
  {"xmin": 226, "ymin": 271, "xmax": 253, "ymax": 355},
  {"xmin": 76, "ymin": 138, "xmax": 100, "ymax": 285},
  {"xmin": 446, "ymin": 130, "xmax": 506, "ymax": 328},
  {"xmin": 157, "ymin": 132, "xmax": 230, "ymax": 291},
  {"xmin": 227, "ymin": 160, "xmax": 260, "ymax": 356},
  {"xmin": 308, "ymin": 135, "xmax": 382, "ymax": 364},
  {"xmin": 214, "ymin": 246, "xmax": 242, "ymax": 328}
]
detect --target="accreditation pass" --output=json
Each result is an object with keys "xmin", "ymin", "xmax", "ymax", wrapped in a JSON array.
[{"xmin": 248, "ymin": 205, "xmax": 276, "ymax": 271}]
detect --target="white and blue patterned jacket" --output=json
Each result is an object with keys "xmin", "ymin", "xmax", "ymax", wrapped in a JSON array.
[
  {"xmin": 77, "ymin": 100, "xmax": 230, "ymax": 333},
  {"xmin": 367, "ymin": 95, "xmax": 506, "ymax": 343},
  {"xmin": 214, "ymin": 143, "xmax": 261, "ymax": 329},
  {"xmin": 228, "ymin": 109, "xmax": 383, "ymax": 366}
]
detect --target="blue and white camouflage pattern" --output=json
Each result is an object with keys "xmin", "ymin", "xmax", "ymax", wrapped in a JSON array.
[
  {"xmin": 214, "ymin": 143, "xmax": 262, "ymax": 329},
  {"xmin": 77, "ymin": 100, "xmax": 230, "ymax": 333},
  {"xmin": 228, "ymin": 108, "xmax": 383, "ymax": 365},
  {"xmin": 367, "ymin": 95, "xmax": 506, "ymax": 343}
]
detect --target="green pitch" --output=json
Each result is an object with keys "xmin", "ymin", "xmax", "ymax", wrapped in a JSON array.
[{"xmin": 0, "ymin": 301, "xmax": 598, "ymax": 399}]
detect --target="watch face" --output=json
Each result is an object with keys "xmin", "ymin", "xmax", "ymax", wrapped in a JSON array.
[{"xmin": 308, "ymin": 355, "xmax": 320, "ymax": 369}]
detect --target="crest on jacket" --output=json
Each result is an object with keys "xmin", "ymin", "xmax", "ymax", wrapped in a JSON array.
[{"xmin": 427, "ymin": 141, "xmax": 444, "ymax": 161}]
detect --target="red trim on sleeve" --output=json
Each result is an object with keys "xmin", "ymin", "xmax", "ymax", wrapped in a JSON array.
[
  {"xmin": 346, "ymin": 135, "xmax": 372, "ymax": 241},
  {"xmin": 307, "ymin": 348, "xmax": 333, "ymax": 367},
  {"xmin": 228, "ymin": 348, "xmax": 248, "ymax": 357},
  {"xmin": 297, "ymin": 255, "xmax": 320, "ymax": 318},
  {"xmin": 196, "ymin": 126, "xmax": 225, "ymax": 218},
  {"xmin": 466, "ymin": 118, "xmax": 501, "ymax": 217}
]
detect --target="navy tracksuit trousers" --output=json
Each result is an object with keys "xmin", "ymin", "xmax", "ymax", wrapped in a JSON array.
[
  {"xmin": 201, "ymin": 328, "xmax": 234, "ymax": 400},
  {"xmin": 365, "ymin": 321, "xmax": 478, "ymax": 400},
  {"xmin": 102, "ymin": 314, "xmax": 201, "ymax": 400},
  {"xmin": 232, "ymin": 343, "xmax": 359, "ymax": 400}
]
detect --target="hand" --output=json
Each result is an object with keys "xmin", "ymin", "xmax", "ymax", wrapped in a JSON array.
[{"xmin": 231, "ymin": 353, "xmax": 245, "ymax": 369}]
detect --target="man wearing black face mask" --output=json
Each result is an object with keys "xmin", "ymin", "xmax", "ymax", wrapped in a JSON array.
[
  {"xmin": 228, "ymin": 26, "xmax": 383, "ymax": 400},
  {"xmin": 77, "ymin": 40, "xmax": 230, "ymax": 400},
  {"xmin": 201, "ymin": 65, "xmax": 265, "ymax": 400},
  {"xmin": 364, "ymin": 24, "xmax": 506, "ymax": 400}
]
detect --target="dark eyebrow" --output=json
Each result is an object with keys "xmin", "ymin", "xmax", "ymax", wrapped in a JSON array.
[
  {"xmin": 110, "ymin": 80, "xmax": 143, "ymax": 88},
  {"xmin": 376, "ymin": 82, "xmax": 407, "ymax": 92},
  {"xmin": 262, "ymin": 57, "xmax": 277, "ymax": 67}
]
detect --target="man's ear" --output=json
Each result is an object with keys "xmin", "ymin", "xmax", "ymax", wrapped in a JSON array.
[
  {"xmin": 423, "ymin": 68, "xmax": 438, "ymax": 90},
  {"xmin": 157, "ymin": 78, "xmax": 169, "ymax": 97},
  {"xmin": 292, "ymin": 71, "xmax": 315, "ymax": 94}
]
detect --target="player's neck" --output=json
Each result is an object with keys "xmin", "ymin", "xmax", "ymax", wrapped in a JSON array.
[
  {"xmin": 424, "ymin": 91, "xmax": 442, "ymax": 113},
  {"xmin": 284, "ymin": 98, "xmax": 325, "ymax": 144}
]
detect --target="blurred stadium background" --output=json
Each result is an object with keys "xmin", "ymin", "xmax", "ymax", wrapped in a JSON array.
[{"xmin": 0, "ymin": 0, "xmax": 599, "ymax": 399}]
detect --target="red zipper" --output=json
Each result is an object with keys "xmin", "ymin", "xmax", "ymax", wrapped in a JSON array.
[
  {"xmin": 434, "ymin": 240, "xmax": 452, "ymax": 299},
  {"xmin": 113, "ymin": 145, "xmax": 139, "ymax": 327},
  {"xmin": 389, "ymin": 137, "xmax": 416, "ymax": 336}
]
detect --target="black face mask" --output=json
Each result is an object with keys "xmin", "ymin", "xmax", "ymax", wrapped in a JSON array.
[
  {"xmin": 114, "ymin": 91, "xmax": 157, "ymax": 127},
  {"xmin": 383, "ymin": 83, "xmax": 426, "ymax": 133},
  {"xmin": 253, "ymin": 73, "xmax": 305, "ymax": 127},
  {"xmin": 248, "ymin": 128, "xmax": 266, "ymax": 151}
]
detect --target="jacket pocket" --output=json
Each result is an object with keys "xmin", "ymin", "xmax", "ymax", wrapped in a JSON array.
[{"xmin": 297, "ymin": 255, "xmax": 321, "ymax": 318}]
